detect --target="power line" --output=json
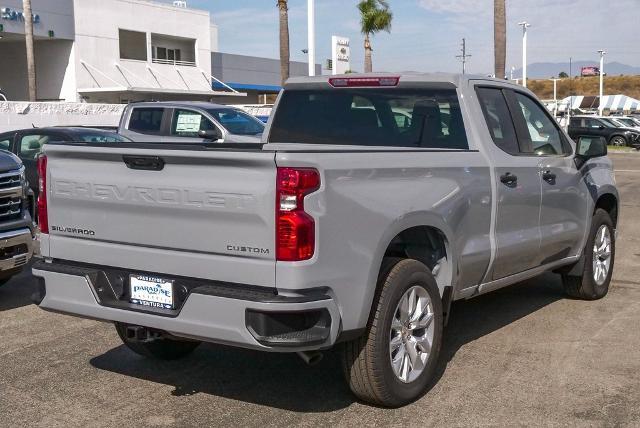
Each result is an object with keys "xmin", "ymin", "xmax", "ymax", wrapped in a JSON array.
[{"xmin": 455, "ymin": 38, "xmax": 471, "ymax": 74}]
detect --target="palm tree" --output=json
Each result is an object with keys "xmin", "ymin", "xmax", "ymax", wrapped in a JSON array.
[
  {"xmin": 277, "ymin": 0, "xmax": 290, "ymax": 87},
  {"xmin": 358, "ymin": 0, "xmax": 393, "ymax": 73},
  {"xmin": 23, "ymin": 0, "xmax": 37, "ymax": 101},
  {"xmin": 494, "ymin": 0, "xmax": 506, "ymax": 79}
]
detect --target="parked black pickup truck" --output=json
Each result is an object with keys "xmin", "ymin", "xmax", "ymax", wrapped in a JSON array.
[{"xmin": 0, "ymin": 150, "xmax": 35, "ymax": 287}]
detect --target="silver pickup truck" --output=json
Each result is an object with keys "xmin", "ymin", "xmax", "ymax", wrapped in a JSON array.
[{"xmin": 33, "ymin": 74, "xmax": 618, "ymax": 407}]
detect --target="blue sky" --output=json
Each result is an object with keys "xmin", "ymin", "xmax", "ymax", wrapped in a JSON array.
[{"xmin": 186, "ymin": 0, "xmax": 639, "ymax": 74}]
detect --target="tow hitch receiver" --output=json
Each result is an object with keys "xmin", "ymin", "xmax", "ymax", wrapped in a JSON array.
[{"xmin": 123, "ymin": 325, "xmax": 162, "ymax": 342}]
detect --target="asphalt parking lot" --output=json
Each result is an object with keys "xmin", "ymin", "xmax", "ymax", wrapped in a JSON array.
[{"xmin": 1, "ymin": 153, "xmax": 639, "ymax": 427}]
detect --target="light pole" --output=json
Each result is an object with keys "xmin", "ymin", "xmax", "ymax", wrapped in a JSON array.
[
  {"xmin": 307, "ymin": 0, "xmax": 316, "ymax": 76},
  {"xmin": 549, "ymin": 78, "xmax": 560, "ymax": 119},
  {"xmin": 518, "ymin": 21, "xmax": 530, "ymax": 88},
  {"xmin": 598, "ymin": 49, "xmax": 606, "ymax": 115}
]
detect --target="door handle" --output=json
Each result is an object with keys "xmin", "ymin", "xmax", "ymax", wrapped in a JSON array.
[
  {"xmin": 500, "ymin": 172, "xmax": 518, "ymax": 186},
  {"xmin": 542, "ymin": 170, "xmax": 556, "ymax": 184},
  {"xmin": 122, "ymin": 155, "xmax": 165, "ymax": 171}
]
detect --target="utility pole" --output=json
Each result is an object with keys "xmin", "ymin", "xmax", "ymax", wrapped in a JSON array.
[
  {"xmin": 598, "ymin": 49, "xmax": 606, "ymax": 115},
  {"xmin": 456, "ymin": 38, "xmax": 471, "ymax": 75},
  {"xmin": 23, "ymin": 0, "xmax": 37, "ymax": 101},
  {"xmin": 307, "ymin": 0, "xmax": 316, "ymax": 76},
  {"xmin": 518, "ymin": 21, "xmax": 530, "ymax": 87},
  {"xmin": 567, "ymin": 57, "xmax": 572, "ymax": 127},
  {"xmin": 549, "ymin": 78, "xmax": 560, "ymax": 119}
]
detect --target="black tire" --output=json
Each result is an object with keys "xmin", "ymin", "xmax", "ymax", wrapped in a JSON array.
[
  {"xmin": 609, "ymin": 135, "xmax": 627, "ymax": 147},
  {"xmin": 115, "ymin": 322, "xmax": 201, "ymax": 360},
  {"xmin": 341, "ymin": 258, "xmax": 443, "ymax": 407},
  {"xmin": 562, "ymin": 208, "xmax": 615, "ymax": 300}
]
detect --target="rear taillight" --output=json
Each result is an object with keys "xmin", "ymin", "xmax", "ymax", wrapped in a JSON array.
[
  {"xmin": 37, "ymin": 155, "xmax": 48, "ymax": 233},
  {"xmin": 276, "ymin": 167, "xmax": 320, "ymax": 261}
]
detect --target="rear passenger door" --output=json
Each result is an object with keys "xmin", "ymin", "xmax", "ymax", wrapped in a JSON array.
[
  {"xmin": 123, "ymin": 107, "xmax": 169, "ymax": 141},
  {"xmin": 510, "ymin": 91, "xmax": 589, "ymax": 263},
  {"xmin": 475, "ymin": 86, "xmax": 542, "ymax": 280}
]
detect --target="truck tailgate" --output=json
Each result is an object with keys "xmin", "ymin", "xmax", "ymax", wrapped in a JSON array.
[{"xmin": 42, "ymin": 144, "xmax": 277, "ymax": 287}]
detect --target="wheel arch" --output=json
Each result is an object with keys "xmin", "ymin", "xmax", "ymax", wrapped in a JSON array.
[
  {"xmin": 595, "ymin": 192, "xmax": 619, "ymax": 228},
  {"xmin": 357, "ymin": 212, "xmax": 458, "ymax": 329}
]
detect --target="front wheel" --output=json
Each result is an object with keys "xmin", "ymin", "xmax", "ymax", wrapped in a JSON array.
[
  {"xmin": 341, "ymin": 258, "xmax": 443, "ymax": 407},
  {"xmin": 562, "ymin": 209, "xmax": 615, "ymax": 300},
  {"xmin": 610, "ymin": 136, "xmax": 627, "ymax": 147},
  {"xmin": 115, "ymin": 322, "xmax": 201, "ymax": 360}
]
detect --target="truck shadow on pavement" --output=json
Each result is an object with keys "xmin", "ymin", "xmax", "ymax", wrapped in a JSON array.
[
  {"xmin": 89, "ymin": 273, "xmax": 565, "ymax": 411},
  {"xmin": 0, "ymin": 267, "xmax": 36, "ymax": 312}
]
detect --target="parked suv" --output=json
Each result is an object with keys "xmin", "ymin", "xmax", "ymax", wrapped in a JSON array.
[
  {"xmin": 118, "ymin": 102, "xmax": 265, "ymax": 143},
  {"xmin": 568, "ymin": 115, "xmax": 640, "ymax": 148},
  {"xmin": 33, "ymin": 74, "xmax": 618, "ymax": 407},
  {"xmin": 0, "ymin": 150, "xmax": 35, "ymax": 287}
]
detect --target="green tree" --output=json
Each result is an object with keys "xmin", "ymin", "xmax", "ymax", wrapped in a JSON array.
[
  {"xmin": 493, "ymin": 0, "xmax": 506, "ymax": 79},
  {"xmin": 358, "ymin": 0, "xmax": 393, "ymax": 73},
  {"xmin": 277, "ymin": 0, "xmax": 290, "ymax": 86},
  {"xmin": 559, "ymin": 71, "xmax": 569, "ymax": 78}
]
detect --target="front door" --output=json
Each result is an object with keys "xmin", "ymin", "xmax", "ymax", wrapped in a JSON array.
[
  {"xmin": 475, "ymin": 87, "xmax": 542, "ymax": 280},
  {"xmin": 509, "ymin": 91, "xmax": 589, "ymax": 262}
]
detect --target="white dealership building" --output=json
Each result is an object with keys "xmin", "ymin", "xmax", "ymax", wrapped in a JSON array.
[{"xmin": 0, "ymin": 0, "xmax": 247, "ymax": 103}]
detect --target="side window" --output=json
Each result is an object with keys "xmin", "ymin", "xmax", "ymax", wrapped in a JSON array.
[
  {"xmin": 514, "ymin": 93, "xmax": 567, "ymax": 156},
  {"xmin": 569, "ymin": 118, "xmax": 582, "ymax": 128},
  {"xmin": 0, "ymin": 138, "xmax": 10, "ymax": 151},
  {"xmin": 585, "ymin": 119, "xmax": 601, "ymax": 128},
  {"xmin": 20, "ymin": 135, "xmax": 49, "ymax": 160},
  {"xmin": 170, "ymin": 109, "xmax": 216, "ymax": 137},
  {"xmin": 476, "ymin": 87, "xmax": 519, "ymax": 155},
  {"xmin": 128, "ymin": 108, "xmax": 164, "ymax": 135}
]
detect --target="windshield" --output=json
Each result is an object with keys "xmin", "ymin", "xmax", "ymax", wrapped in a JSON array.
[
  {"xmin": 618, "ymin": 118, "xmax": 639, "ymax": 127},
  {"xmin": 205, "ymin": 108, "xmax": 264, "ymax": 135},
  {"xmin": 268, "ymin": 88, "xmax": 468, "ymax": 149},
  {"xmin": 74, "ymin": 132, "xmax": 131, "ymax": 143}
]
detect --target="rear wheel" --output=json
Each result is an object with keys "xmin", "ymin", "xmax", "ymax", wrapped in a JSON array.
[
  {"xmin": 609, "ymin": 135, "xmax": 627, "ymax": 147},
  {"xmin": 115, "ymin": 322, "xmax": 201, "ymax": 360},
  {"xmin": 341, "ymin": 258, "xmax": 443, "ymax": 407},
  {"xmin": 562, "ymin": 209, "xmax": 615, "ymax": 300}
]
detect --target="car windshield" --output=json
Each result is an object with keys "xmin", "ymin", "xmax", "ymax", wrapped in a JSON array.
[
  {"xmin": 74, "ymin": 132, "xmax": 131, "ymax": 143},
  {"xmin": 205, "ymin": 108, "xmax": 264, "ymax": 136},
  {"xmin": 618, "ymin": 118, "xmax": 639, "ymax": 127}
]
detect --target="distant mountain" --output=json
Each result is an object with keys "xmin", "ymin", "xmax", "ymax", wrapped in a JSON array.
[{"xmin": 513, "ymin": 61, "xmax": 640, "ymax": 79}]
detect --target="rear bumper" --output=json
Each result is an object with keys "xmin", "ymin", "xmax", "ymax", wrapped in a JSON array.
[
  {"xmin": 0, "ymin": 228, "xmax": 34, "ymax": 276},
  {"xmin": 32, "ymin": 260, "xmax": 341, "ymax": 352}
]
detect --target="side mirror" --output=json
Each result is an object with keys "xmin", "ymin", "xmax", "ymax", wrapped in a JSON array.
[
  {"xmin": 575, "ymin": 136, "xmax": 607, "ymax": 169},
  {"xmin": 198, "ymin": 128, "xmax": 222, "ymax": 141},
  {"xmin": 598, "ymin": 125, "xmax": 605, "ymax": 130}
]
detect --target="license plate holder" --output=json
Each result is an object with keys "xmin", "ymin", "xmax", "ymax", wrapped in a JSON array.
[{"xmin": 129, "ymin": 274, "xmax": 174, "ymax": 310}]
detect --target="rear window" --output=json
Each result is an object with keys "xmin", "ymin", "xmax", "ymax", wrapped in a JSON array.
[{"xmin": 268, "ymin": 88, "xmax": 468, "ymax": 149}]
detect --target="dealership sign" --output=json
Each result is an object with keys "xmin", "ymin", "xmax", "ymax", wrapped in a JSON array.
[
  {"xmin": 1, "ymin": 7, "xmax": 40, "ymax": 24},
  {"xmin": 331, "ymin": 36, "xmax": 351, "ymax": 75}
]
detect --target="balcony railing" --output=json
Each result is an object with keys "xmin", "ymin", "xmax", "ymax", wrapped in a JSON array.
[{"xmin": 152, "ymin": 58, "xmax": 196, "ymax": 67}]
